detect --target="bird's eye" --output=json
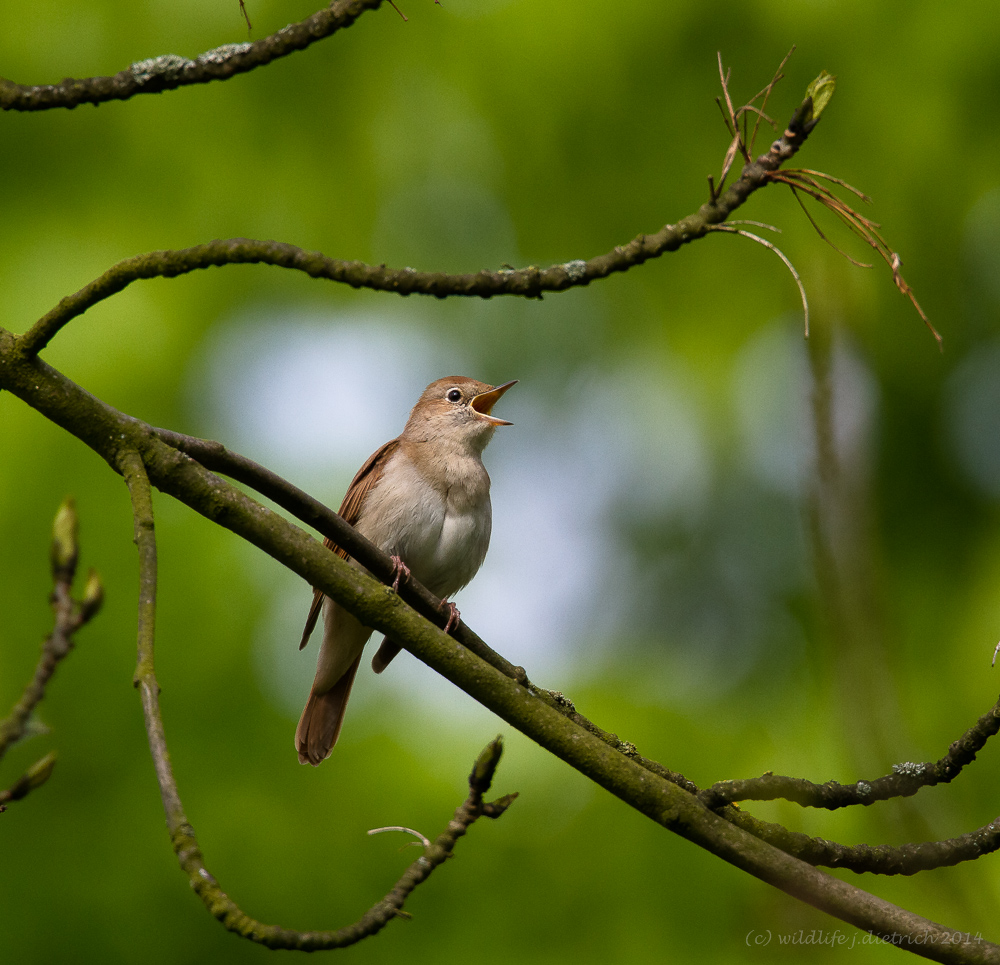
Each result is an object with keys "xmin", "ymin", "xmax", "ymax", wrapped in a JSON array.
[{"xmin": 446, "ymin": 388, "xmax": 463, "ymax": 403}]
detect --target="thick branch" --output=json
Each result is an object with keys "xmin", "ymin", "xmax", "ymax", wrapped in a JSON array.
[
  {"xmin": 3, "ymin": 337, "xmax": 998, "ymax": 961},
  {"xmin": 18, "ymin": 89, "xmax": 820, "ymax": 357},
  {"xmin": 0, "ymin": 0, "xmax": 384, "ymax": 112},
  {"xmin": 149, "ymin": 428, "xmax": 699, "ymax": 790}
]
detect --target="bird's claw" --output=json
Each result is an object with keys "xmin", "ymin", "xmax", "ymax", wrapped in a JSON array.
[
  {"xmin": 441, "ymin": 600, "xmax": 460, "ymax": 634},
  {"xmin": 389, "ymin": 556, "xmax": 411, "ymax": 593}
]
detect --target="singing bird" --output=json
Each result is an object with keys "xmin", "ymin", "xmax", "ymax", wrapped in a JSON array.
[{"xmin": 295, "ymin": 376, "xmax": 517, "ymax": 765}]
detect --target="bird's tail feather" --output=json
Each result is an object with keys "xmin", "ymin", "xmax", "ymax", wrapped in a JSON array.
[{"xmin": 295, "ymin": 653, "xmax": 362, "ymax": 765}]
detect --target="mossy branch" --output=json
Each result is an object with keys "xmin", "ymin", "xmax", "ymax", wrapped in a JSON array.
[
  {"xmin": 18, "ymin": 82, "xmax": 824, "ymax": 357},
  {"xmin": 0, "ymin": 0, "xmax": 385, "ymax": 112},
  {"xmin": 701, "ymin": 696, "xmax": 1000, "ymax": 810},
  {"xmin": 724, "ymin": 807, "xmax": 1000, "ymax": 877}
]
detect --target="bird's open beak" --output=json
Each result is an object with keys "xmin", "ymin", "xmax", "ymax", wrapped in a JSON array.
[{"xmin": 471, "ymin": 380, "xmax": 517, "ymax": 426}]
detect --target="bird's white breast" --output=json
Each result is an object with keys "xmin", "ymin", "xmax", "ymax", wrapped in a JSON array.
[{"xmin": 357, "ymin": 448, "xmax": 492, "ymax": 599}]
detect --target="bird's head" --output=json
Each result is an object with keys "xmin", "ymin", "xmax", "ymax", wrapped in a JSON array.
[{"xmin": 405, "ymin": 376, "xmax": 517, "ymax": 452}]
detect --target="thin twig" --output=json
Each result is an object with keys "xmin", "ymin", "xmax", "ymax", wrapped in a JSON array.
[
  {"xmin": 790, "ymin": 167, "xmax": 873, "ymax": 202},
  {"xmin": 368, "ymin": 827, "xmax": 432, "ymax": 848},
  {"xmin": 719, "ymin": 132, "xmax": 743, "ymax": 190},
  {"xmin": 717, "ymin": 53, "xmax": 746, "ymax": 162},
  {"xmin": 0, "ymin": 751, "xmax": 58, "ymax": 810},
  {"xmin": 747, "ymin": 45, "xmax": 794, "ymax": 153},
  {"xmin": 723, "ymin": 219, "xmax": 781, "ymax": 231},
  {"xmin": 0, "ymin": 499, "xmax": 102, "ymax": 763},
  {"xmin": 788, "ymin": 185, "xmax": 874, "ymax": 268},
  {"xmin": 776, "ymin": 170, "xmax": 875, "ymax": 215},
  {"xmin": 769, "ymin": 169, "xmax": 942, "ymax": 347},
  {"xmin": 737, "ymin": 103, "xmax": 776, "ymax": 128},
  {"xmin": 700, "ymin": 694, "xmax": 1000, "ymax": 810},
  {"xmin": 714, "ymin": 95, "xmax": 735, "ymax": 137},
  {"xmin": 709, "ymin": 224, "xmax": 809, "ymax": 336}
]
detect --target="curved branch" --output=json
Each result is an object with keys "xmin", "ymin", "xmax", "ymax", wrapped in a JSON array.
[
  {"xmin": 726, "ymin": 806, "xmax": 1000, "ymax": 877},
  {"xmin": 700, "ymin": 695, "xmax": 1000, "ymax": 810},
  {"xmin": 708, "ymin": 223, "xmax": 810, "ymax": 335},
  {"xmin": 123, "ymin": 447, "xmax": 513, "ymax": 948},
  {"xmin": 0, "ymin": 0, "xmax": 384, "ymax": 112},
  {"xmin": 19, "ymin": 84, "xmax": 824, "ymax": 357},
  {"xmin": 4, "ymin": 339, "xmax": 999, "ymax": 961}
]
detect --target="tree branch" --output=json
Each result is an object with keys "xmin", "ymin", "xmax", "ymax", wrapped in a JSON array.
[
  {"xmin": 0, "ymin": 751, "xmax": 57, "ymax": 811},
  {"xmin": 724, "ymin": 807, "xmax": 1000, "ymax": 876},
  {"xmin": 0, "ymin": 498, "xmax": 102, "ymax": 763},
  {"xmin": 3, "ymin": 335, "xmax": 999, "ymax": 962},
  {"xmin": 17, "ymin": 82, "xmax": 824, "ymax": 357},
  {"xmin": 700, "ymin": 695, "xmax": 1000, "ymax": 810},
  {"xmin": 0, "ymin": 0, "xmax": 385, "ymax": 112}
]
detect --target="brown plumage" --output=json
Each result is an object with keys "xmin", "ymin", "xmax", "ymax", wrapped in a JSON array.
[{"xmin": 295, "ymin": 376, "xmax": 515, "ymax": 765}]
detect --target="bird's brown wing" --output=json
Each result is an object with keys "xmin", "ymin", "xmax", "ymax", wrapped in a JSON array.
[
  {"xmin": 336, "ymin": 438, "xmax": 400, "ymax": 531},
  {"xmin": 298, "ymin": 587, "xmax": 326, "ymax": 650},
  {"xmin": 298, "ymin": 438, "xmax": 400, "ymax": 650}
]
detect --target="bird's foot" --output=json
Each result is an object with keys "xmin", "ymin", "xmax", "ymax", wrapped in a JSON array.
[
  {"xmin": 441, "ymin": 600, "xmax": 461, "ymax": 634},
  {"xmin": 389, "ymin": 556, "xmax": 411, "ymax": 593}
]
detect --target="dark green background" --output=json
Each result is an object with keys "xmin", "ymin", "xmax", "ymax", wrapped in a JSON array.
[{"xmin": 3, "ymin": 1, "xmax": 1000, "ymax": 962}]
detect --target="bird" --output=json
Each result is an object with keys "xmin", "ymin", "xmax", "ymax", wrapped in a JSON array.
[{"xmin": 295, "ymin": 376, "xmax": 517, "ymax": 765}]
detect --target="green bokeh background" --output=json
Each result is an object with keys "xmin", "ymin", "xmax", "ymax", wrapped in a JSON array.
[{"xmin": 3, "ymin": 1, "xmax": 1000, "ymax": 962}]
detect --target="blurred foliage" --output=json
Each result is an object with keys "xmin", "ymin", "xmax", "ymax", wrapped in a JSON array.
[{"xmin": 3, "ymin": 1, "xmax": 1000, "ymax": 963}]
